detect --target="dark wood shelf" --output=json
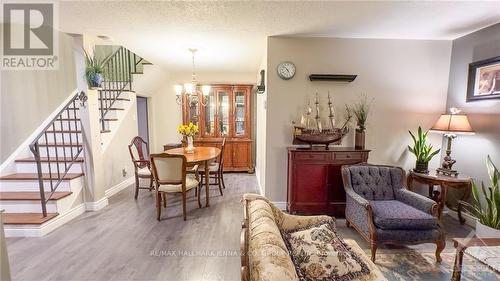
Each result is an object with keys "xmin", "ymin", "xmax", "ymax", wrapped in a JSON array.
[{"xmin": 309, "ymin": 74, "xmax": 357, "ymax": 82}]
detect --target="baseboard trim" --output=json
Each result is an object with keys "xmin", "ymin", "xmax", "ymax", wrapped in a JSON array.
[
  {"xmin": 105, "ymin": 177, "xmax": 134, "ymax": 198},
  {"xmin": 85, "ymin": 197, "xmax": 109, "ymax": 211},
  {"xmin": 4, "ymin": 203, "xmax": 86, "ymax": 237},
  {"xmin": 272, "ymin": 201, "xmax": 287, "ymax": 211}
]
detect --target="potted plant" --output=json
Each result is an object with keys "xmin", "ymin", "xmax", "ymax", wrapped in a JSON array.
[
  {"xmin": 84, "ymin": 49, "xmax": 110, "ymax": 89},
  {"xmin": 460, "ymin": 156, "xmax": 500, "ymax": 238},
  {"xmin": 350, "ymin": 95, "xmax": 372, "ymax": 149},
  {"xmin": 177, "ymin": 122, "xmax": 199, "ymax": 154},
  {"xmin": 408, "ymin": 126, "xmax": 440, "ymax": 173}
]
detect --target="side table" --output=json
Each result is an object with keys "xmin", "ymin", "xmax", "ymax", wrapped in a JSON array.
[
  {"xmin": 407, "ymin": 170, "xmax": 472, "ymax": 220},
  {"xmin": 452, "ymin": 238, "xmax": 500, "ymax": 281}
]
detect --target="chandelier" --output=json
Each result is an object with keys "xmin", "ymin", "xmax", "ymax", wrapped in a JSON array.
[{"xmin": 174, "ymin": 48, "xmax": 211, "ymax": 106}]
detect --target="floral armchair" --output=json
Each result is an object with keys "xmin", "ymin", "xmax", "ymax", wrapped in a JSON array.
[{"xmin": 341, "ymin": 164, "xmax": 445, "ymax": 262}]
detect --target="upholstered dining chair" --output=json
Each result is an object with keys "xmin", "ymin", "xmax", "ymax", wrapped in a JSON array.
[
  {"xmin": 197, "ymin": 138, "xmax": 226, "ymax": 196},
  {"xmin": 341, "ymin": 164, "xmax": 445, "ymax": 263},
  {"xmin": 128, "ymin": 136, "xmax": 153, "ymax": 200},
  {"xmin": 150, "ymin": 153, "xmax": 201, "ymax": 221}
]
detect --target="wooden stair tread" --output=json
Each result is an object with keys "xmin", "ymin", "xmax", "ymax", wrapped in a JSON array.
[
  {"xmin": 2, "ymin": 213, "xmax": 58, "ymax": 225},
  {"xmin": 0, "ymin": 191, "xmax": 72, "ymax": 201},
  {"xmin": 45, "ymin": 130, "xmax": 81, "ymax": 133},
  {"xmin": 0, "ymin": 173, "xmax": 84, "ymax": 181},
  {"xmin": 100, "ymin": 107, "xmax": 124, "ymax": 111},
  {"xmin": 99, "ymin": 98, "xmax": 130, "ymax": 101},
  {"xmin": 101, "ymin": 118, "xmax": 118, "ymax": 121},
  {"xmin": 97, "ymin": 89, "xmax": 136, "ymax": 93},
  {"xmin": 38, "ymin": 143, "xmax": 82, "ymax": 147},
  {"xmin": 101, "ymin": 130, "xmax": 111, "ymax": 133},
  {"xmin": 15, "ymin": 157, "xmax": 84, "ymax": 163}
]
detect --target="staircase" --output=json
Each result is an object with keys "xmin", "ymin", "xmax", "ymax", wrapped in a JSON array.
[{"xmin": 0, "ymin": 46, "xmax": 150, "ymax": 237}]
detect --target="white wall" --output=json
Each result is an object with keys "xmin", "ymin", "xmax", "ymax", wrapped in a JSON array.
[
  {"xmin": 444, "ymin": 23, "xmax": 500, "ymax": 188},
  {"xmin": 0, "ymin": 31, "xmax": 77, "ymax": 163},
  {"xmin": 265, "ymin": 36, "xmax": 452, "ymax": 202}
]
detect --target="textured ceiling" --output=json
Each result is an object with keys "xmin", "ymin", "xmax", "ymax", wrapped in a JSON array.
[{"xmin": 59, "ymin": 1, "xmax": 500, "ymax": 73}]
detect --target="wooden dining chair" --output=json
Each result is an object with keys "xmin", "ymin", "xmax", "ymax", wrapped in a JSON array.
[
  {"xmin": 150, "ymin": 153, "xmax": 201, "ymax": 221},
  {"xmin": 128, "ymin": 136, "xmax": 154, "ymax": 200},
  {"xmin": 198, "ymin": 138, "xmax": 226, "ymax": 196}
]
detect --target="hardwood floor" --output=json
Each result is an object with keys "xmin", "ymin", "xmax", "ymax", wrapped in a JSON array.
[
  {"xmin": 5, "ymin": 173, "xmax": 480, "ymax": 280},
  {"xmin": 6, "ymin": 173, "xmax": 259, "ymax": 281}
]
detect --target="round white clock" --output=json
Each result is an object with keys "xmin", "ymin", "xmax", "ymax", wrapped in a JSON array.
[{"xmin": 277, "ymin": 61, "xmax": 296, "ymax": 80}]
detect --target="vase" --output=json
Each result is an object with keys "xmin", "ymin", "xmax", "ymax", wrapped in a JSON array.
[
  {"xmin": 414, "ymin": 161, "xmax": 429, "ymax": 173},
  {"xmin": 185, "ymin": 136, "xmax": 195, "ymax": 154},
  {"xmin": 355, "ymin": 129, "xmax": 365, "ymax": 150},
  {"xmin": 476, "ymin": 220, "xmax": 500, "ymax": 238},
  {"xmin": 88, "ymin": 73, "xmax": 103, "ymax": 89}
]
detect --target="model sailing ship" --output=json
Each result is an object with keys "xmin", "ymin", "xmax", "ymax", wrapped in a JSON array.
[{"xmin": 293, "ymin": 92, "xmax": 352, "ymax": 149}]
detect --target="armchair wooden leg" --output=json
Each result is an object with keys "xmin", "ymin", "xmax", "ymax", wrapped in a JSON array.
[
  {"xmin": 436, "ymin": 240, "xmax": 445, "ymax": 263},
  {"xmin": 149, "ymin": 176, "xmax": 153, "ymax": 191},
  {"xmin": 156, "ymin": 192, "xmax": 161, "ymax": 221},
  {"xmin": 134, "ymin": 174, "xmax": 139, "ymax": 200},
  {"xmin": 162, "ymin": 193, "xmax": 167, "ymax": 208},
  {"xmin": 370, "ymin": 242, "xmax": 377, "ymax": 262},
  {"xmin": 345, "ymin": 220, "xmax": 350, "ymax": 228}
]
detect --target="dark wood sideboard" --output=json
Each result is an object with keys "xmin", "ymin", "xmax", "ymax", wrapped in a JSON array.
[{"xmin": 287, "ymin": 147, "xmax": 370, "ymax": 217}]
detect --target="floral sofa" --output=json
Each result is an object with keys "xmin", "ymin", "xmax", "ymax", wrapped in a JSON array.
[
  {"xmin": 341, "ymin": 164, "xmax": 445, "ymax": 262},
  {"xmin": 240, "ymin": 193, "xmax": 386, "ymax": 281}
]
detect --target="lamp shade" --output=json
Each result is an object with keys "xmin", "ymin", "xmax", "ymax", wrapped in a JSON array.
[{"xmin": 430, "ymin": 114, "xmax": 475, "ymax": 134}]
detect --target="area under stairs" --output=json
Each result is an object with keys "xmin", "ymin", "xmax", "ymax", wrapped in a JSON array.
[{"xmin": 0, "ymin": 46, "xmax": 149, "ymax": 236}]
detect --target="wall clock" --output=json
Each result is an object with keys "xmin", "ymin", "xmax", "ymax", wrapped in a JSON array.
[{"xmin": 277, "ymin": 61, "xmax": 296, "ymax": 80}]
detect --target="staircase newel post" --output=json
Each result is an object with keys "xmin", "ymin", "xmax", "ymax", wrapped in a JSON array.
[{"xmin": 32, "ymin": 142, "xmax": 48, "ymax": 217}]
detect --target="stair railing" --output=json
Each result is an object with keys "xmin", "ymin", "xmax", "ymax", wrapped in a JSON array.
[
  {"xmin": 99, "ymin": 47, "xmax": 148, "ymax": 131},
  {"xmin": 29, "ymin": 91, "xmax": 87, "ymax": 217}
]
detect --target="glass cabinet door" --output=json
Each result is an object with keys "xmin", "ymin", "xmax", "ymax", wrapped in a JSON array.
[
  {"xmin": 217, "ymin": 89, "xmax": 230, "ymax": 137},
  {"xmin": 234, "ymin": 89, "xmax": 247, "ymax": 137},
  {"xmin": 203, "ymin": 91, "xmax": 216, "ymax": 137}
]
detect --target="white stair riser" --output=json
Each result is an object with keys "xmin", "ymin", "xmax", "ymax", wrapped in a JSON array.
[
  {"xmin": 38, "ymin": 146, "xmax": 83, "ymax": 157},
  {"xmin": 100, "ymin": 109, "xmax": 118, "ymax": 119},
  {"xmin": 0, "ymin": 177, "xmax": 82, "ymax": 192},
  {"xmin": 16, "ymin": 162, "xmax": 83, "ymax": 174},
  {"xmin": 0, "ymin": 200, "xmax": 57, "ymax": 213}
]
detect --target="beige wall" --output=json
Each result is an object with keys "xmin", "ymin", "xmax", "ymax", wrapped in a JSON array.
[
  {"xmin": 265, "ymin": 36, "xmax": 452, "ymax": 202},
  {"xmin": 0, "ymin": 31, "xmax": 77, "ymax": 162},
  {"xmin": 444, "ymin": 23, "xmax": 500, "ymax": 188}
]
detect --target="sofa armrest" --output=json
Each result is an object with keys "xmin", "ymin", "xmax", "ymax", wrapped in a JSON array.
[
  {"xmin": 279, "ymin": 213, "xmax": 334, "ymax": 232},
  {"xmin": 394, "ymin": 188, "xmax": 438, "ymax": 216}
]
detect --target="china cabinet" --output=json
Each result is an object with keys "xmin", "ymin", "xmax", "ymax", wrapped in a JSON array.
[{"xmin": 182, "ymin": 84, "xmax": 253, "ymax": 172}]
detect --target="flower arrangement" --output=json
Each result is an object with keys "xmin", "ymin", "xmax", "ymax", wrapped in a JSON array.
[
  {"xmin": 178, "ymin": 122, "xmax": 198, "ymax": 153},
  {"xmin": 177, "ymin": 122, "xmax": 199, "ymax": 137}
]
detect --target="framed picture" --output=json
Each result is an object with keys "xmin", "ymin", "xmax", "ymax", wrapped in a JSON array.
[{"xmin": 466, "ymin": 56, "xmax": 500, "ymax": 102}]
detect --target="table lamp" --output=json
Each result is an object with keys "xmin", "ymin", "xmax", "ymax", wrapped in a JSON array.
[{"xmin": 430, "ymin": 108, "xmax": 474, "ymax": 177}]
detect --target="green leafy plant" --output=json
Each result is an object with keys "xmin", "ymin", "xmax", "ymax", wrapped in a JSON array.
[
  {"xmin": 350, "ymin": 94, "xmax": 372, "ymax": 131},
  {"xmin": 461, "ymin": 156, "xmax": 500, "ymax": 229},
  {"xmin": 408, "ymin": 126, "xmax": 441, "ymax": 163},
  {"xmin": 83, "ymin": 48, "xmax": 111, "ymax": 85}
]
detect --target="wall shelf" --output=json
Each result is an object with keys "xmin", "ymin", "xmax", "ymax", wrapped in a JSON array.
[{"xmin": 309, "ymin": 74, "xmax": 357, "ymax": 82}]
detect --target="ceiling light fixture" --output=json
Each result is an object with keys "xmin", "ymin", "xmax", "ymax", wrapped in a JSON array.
[{"xmin": 174, "ymin": 48, "xmax": 210, "ymax": 106}]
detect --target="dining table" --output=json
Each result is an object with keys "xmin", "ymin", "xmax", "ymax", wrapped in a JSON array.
[{"xmin": 165, "ymin": 146, "xmax": 221, "ymax": 207}]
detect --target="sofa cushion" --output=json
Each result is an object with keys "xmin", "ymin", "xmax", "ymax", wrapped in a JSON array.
[
  {"xmin": 370, "ymin": 200, "xmax": 439, "ymax": 230},
  {"xmin": 282, "ymin": 220, "xmax": 370, "ymax": 281},
  {"xmin": 247, "ymin": 198, "xmax": 299, "ymax": 281},
  {"xmin": 349, "ymin": 166, "xmax": 403, "ymax": 200}
]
